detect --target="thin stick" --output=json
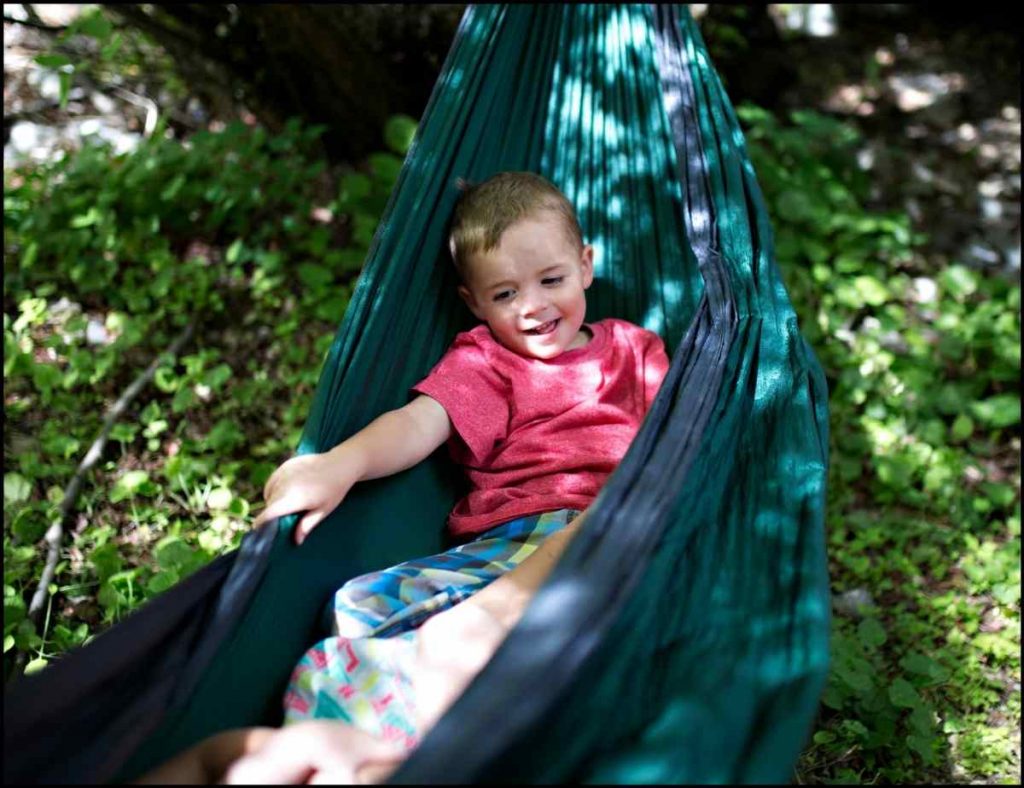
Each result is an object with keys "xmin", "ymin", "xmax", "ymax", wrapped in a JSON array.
[{"xmin": 13, "ymin": 317, "xmax": 198, "ymax": 678}]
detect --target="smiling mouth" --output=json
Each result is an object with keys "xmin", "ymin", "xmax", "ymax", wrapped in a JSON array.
[{"xmin": 526, "ymin": 319, "xmax": 559, "ymax": 335}]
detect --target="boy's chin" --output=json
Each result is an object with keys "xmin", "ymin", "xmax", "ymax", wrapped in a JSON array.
[{"xmin": 518, "ymin": 336, "xmax": 572, "ymax": 360}]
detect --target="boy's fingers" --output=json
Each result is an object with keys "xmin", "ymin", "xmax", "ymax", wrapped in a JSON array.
[
  {"xmin": 252, "ymin": 492, "xmax": 298, "ymax": 531},
  {"xmin": 295, "ymin": 510, "xmax": 327, "ymax": 545},
  {"xmin": 263, "ymin": 473, "xmax": 282, "ymax": 505}
]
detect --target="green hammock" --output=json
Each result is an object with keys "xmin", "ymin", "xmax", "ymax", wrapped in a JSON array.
[{"xmin": 4, "ymin": 4, "xmax": 831, "ymax": 784}]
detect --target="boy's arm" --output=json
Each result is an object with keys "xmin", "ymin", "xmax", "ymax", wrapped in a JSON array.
[
  {"xmin": 253, "ymin": 395, "xmax": 451, "ymax": 543},
  {"xmin": 339, "ymin": 394, "xmax": 452, "ymax": 482}
]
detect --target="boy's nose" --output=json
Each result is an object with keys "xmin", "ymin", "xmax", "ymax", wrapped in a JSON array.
[{"xmin": 519, "ymin": 287, "xmax": 548, "ymax": 317}]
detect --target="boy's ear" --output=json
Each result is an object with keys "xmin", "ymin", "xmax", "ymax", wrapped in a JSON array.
[
  {"xmin": 458, "ymin": 284, "xmax": 484, "ymax": 320},
  {"xmin": 580, "ymin": 244, "xmax": 595, "ymax": 290}
]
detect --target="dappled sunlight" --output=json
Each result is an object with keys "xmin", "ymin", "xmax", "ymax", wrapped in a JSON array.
[
  {"xmin": 889, "ymin": 71, "xmax": 968, "ymax": 114},
  {"xmin": 776, "ymin": 5, "xmax": 838, "ymax": 38}
]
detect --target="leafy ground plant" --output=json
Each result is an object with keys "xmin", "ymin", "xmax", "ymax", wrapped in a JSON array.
[
  {"xmin": 3, "ymin": 113, "xmax": 417, "ymax": 677},
  {"xmin": 738, "ymin": 103, "xmax": 1020, "ymax": 784}
]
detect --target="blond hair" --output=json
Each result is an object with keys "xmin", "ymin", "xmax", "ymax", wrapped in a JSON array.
[{"xmin": 448, "ymin": 171, "xmax": 583, "ymax": 279}]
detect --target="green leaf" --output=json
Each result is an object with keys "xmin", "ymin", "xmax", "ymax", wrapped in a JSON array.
[
  {"xmin": 154, "ymin": 366, "xmax": 179, "ymax": 392},
  {"xmin": 4, "ymin": 592, "xmax": 26, "ymax": 630},
  {"xmin": 981, "ymin": 482, "xmax": 1017, "ymax": 508},
  {"xmin": 297, "ymin": 262, "xmax": 334, "ymax": 288},
  {"xmin": 970, "ymin": 395, "xmax": 1020, "ymax": 429},
  {"xmin": 857, "ymin": 617, "xmax": 887, "ymax": 649},
  {"xmin": 337, "ymin": 173, "xmax": 371, "ymax": 207},
  {"xmin": 147, "ymin": 569, "xmax": 179, "ymax": 595},
  {"xmin": 70, "ymin": 207, "xmax": 100, "ymax": 228},
  {"xmin": 12, "ymin": 508, "xmax": 46, "ymax": 543},
  {"xmin": 34, "ymin": 54, "xmax": 72, "ymax": 68},
  {"xmin": 906, "ymin": 732, "xmax": 936, "ymax": 765},
  {"xmin": 101, "ymin": 32, "xmax": 124, "ymax": 60},
  {"xmin": 58, "ymin": 70, "xmax": 73, "ymax": 110},
  {"xmin": 853, "ymin": 275, "xmax": 889, "ymax": 306},
  {"xmin": 97, "ymin": 580, "xmax": 126, "ymax": 611},
  {"xmin": 3, "ymin": 634, "xmax": 14, "ymax": 653},
  {"xmin": 110, "ymin": 470, "xmax": 150, "ymax": 503},
  {"xmin": 888, "ymin": 677, "xmax": 922, "ymax": 709},
  {"xmin": 950, "ymin": 413, "xmax": 974, "ymax": 442},
  {"xmin": 76, "ymin": 12, "xmax": 113, "ymax": 40},
  {"xmin": 25, "ymin": 657, "xmax": 48, "ymax": 675},
  {"xmin": 226, "ymin": 238, "xmax": 246, "ymax": 264},
  {"xmin": 776, "ymin": 190, "xmax": 814, "ymax": 222},
  {"xmin": 172, "ymin": 387, "xmax": 195, "ymax": 413},
  {"xmin": 383, "ymin": 115, "xmax": 417, "ymax": 155},
  {"xmin": 835, "ymin": 660, "xmax": 874, "ymax": 693},
  {"xmin": 367, "ymin": 152, "xmax": 402, "ymax": 185},
  {"xmin": 204, "ymin": 419, "xmax": 244, "ymax": 452},
  {"xmin": 110, "ymin": 422, "xmax": 138, "ymax": 444},
  {"xmin": 155, "ymin": 536, "xmax": 194, "ymax": 572},
  {"xmin": 4, "ymin": 473, "xmax": 32, "ymax": 505},
  {"xmin": 812, "ymin": 730, "xmax": 836, "ymax": 745},
  {"xmin": 202, "ymin": 364, "xmax": 232, "ymax": 390},
  {"xmin": 31, "ymin": 363, "xmax": 63, "ymax": 395},
  {"xmin": 161, "ymin": 173, "xmax": 186, "ymax": 201},
  {"xmin": 900, "ymin": 652, "xmax": 950, "ymax": 684},
  {"xmin": 992, "ymin": 582, "xmax": 1020, "ymax": 606},
  {"xmin": 908, "ymin": 704, "xmax": 935, "ymax": 735},
  {"xmin": 90, "ymin": 543, "xmax": 123, "ymax": 582},
  {"xmin": 143, "ymin": 419, "xmax": 169, "ymax": 439},
  {"xmin": 940, "ymin": 264, "xmax": 978, "ymax": 299},
  {"xmin": 839, "ymin": 719, "xmax": 869, "ymax": 741},
  {"xmin": 206, "ymin": 488, "xmax": 233, "ymax": 511}
]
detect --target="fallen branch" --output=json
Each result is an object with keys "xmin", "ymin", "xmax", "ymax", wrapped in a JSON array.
[
  {"xmin": 13, "ymin": 316, "xmax": 198, "ymax": 678},
  {"xmin": 2, "ymin": 14, "xmax": 68, "ymax": 33}
]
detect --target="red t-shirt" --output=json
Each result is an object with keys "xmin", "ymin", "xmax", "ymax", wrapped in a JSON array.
[{"xmin": 411, "ymin": 318, "xmax": 670, "ymax": 537}]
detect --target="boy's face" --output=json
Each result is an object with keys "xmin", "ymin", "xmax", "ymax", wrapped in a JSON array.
[{"xmin": 458, "ymin": 211, "xmax": 594, "ymax": 360}]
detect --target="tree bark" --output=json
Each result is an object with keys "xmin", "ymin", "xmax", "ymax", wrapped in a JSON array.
[{"xmin": 101, "ymin": 4, "xmax": 465, "ymax": 163}]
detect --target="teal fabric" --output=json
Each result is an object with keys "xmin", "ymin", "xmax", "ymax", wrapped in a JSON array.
[{"xmin": 113, "ymin": 3, "xmax": 830, "ymax": 782}]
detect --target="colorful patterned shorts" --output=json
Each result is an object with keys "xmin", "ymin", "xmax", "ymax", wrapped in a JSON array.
[{"xmin": 282, "ymin": 508, "xmax": 581, "ymax": 750}]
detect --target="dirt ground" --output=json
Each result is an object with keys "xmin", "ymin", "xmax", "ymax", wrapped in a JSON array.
[{"xmin": 699, "ymin": 4, "xmax": 1020, "ymax": 282}]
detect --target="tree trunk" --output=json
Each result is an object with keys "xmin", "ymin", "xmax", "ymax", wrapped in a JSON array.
[{"xmin": 101, "ymin": 4, "xmax": 465, "ymax": 163}]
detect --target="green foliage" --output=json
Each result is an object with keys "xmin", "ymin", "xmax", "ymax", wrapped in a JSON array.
[
  {"xmin": 738, "ymin": 103, "xmax": 1021, "ymax": 783},
  {"xmin": 4, "ymin": 115, "xmax": 409, "ymax": 680}
]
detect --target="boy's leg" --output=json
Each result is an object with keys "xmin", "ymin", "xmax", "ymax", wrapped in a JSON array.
[
  {"xmin": 330, "ymin": 508, "xmax": 583, "ymax": 638},
  {"xmin": 284, "ymin": 509, "xmax": 582, "ymax": 743}
]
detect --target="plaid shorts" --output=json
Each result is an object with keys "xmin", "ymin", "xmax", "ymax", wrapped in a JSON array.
[{"xmin": 283, "ymin": 508, "xmax": 581, "ymax": 748}]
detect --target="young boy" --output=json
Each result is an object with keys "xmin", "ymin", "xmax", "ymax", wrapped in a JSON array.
[{"xmin": 139, "ymin": 172, "xmax": 669, "ymax": 783}]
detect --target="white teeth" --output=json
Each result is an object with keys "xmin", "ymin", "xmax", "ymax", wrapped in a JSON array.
[{"xmin": 527, "ymin": 319, "xmax": 557, "ymax": 335}]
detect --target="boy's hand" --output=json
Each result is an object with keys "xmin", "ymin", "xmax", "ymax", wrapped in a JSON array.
[{"xmin": 251, "ymin": 451, "xmax": 360, "ymax": 545}]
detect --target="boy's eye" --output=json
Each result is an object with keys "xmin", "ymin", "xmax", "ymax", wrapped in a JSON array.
[
  {"xmin": 493, "ymin": 290, "xmax": 514, "ymax": 303},
  {"xmin": 542, "ymin": 276, "xmax": 565, "ymax": 286}
]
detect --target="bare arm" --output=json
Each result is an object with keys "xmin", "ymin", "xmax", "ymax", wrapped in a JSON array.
[
  {"xmin": 334, "ymin": 394, "xmax": 452, "ymax": 482},
  {"xmin": 412, "ymin": 509, "xmax": 588, "ymax": 728},
  {"xmin": 253, "ymin": 395, "xmax": 451, "ymax": 543}
]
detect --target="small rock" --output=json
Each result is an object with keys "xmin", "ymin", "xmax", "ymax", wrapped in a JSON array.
[
  {"xmin": 833, "ymin": 588, "xmax": 876, "ymax": 618},
  {"xmin": 908, "ymin": 277, "xmax": 938, "ymax": 304},
  {"xmin": 85, "ymin": 319, "xmax": 110, "ymax": 346},
  {"xmin": 48, "ymin": 297, "xmax": 82, "ymax": 322}
]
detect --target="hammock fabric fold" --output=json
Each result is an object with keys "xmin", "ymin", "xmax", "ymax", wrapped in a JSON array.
[{"xmin": 3, "ymin": 5, "xmax": 831, "ymax": 784}]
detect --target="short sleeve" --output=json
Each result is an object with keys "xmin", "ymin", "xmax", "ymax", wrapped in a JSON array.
[
  {"xmin": 411, "ymin": 332, "xmax": 510, "ymax": 465},
  {"xmin": 639, "ymin": 329, "xmax": 670, "ymax": 412}
]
